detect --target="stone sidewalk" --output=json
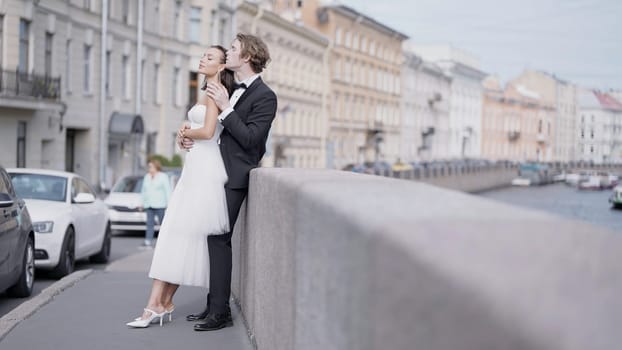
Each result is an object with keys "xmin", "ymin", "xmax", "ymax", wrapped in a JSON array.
[{"xmin": 0, "ymin": 250, "xmax": 253, "ymax": 350}]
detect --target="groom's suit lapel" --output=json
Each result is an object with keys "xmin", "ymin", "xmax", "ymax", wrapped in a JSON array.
[{"xmin": 233, "ymin": 77, "xmax": 262, "ymax": 111}]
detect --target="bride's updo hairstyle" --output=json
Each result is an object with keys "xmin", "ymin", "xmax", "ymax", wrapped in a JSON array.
[{"xmin": 201, "ymin": 45, "xmax": 235, "ymax": 97}]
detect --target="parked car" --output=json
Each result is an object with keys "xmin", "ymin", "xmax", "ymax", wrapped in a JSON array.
[
  {"xmin": 8, "ymin": 168, "xmax": 111, "ymax": 278},
  {"xmin": 105, "ymin": 170, "xmax": 180, "ymax": 232},
  {"xmin": 105, "ymin": 175, "xmax": 148, "ymax": 232},
  {"xmin": 0, "ymin": 166, "xmax": 35, "ymax": 297},
  {"xmin": 609, "ymin": 185, "xmax": 622, "ymax": 209}
]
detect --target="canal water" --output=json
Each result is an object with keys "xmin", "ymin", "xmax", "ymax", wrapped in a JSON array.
[{"xmin": 478, "ymin": 183, "xmax": 621, "ymax": 233}]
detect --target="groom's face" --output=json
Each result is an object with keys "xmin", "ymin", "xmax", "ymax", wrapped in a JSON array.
[{"xmin": 226, "ymin": 39, "xmax": 243, "ymax": 71}]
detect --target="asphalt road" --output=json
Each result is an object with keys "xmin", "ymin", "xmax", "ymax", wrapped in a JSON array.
[{"xmin": 0, "ymin": 231, "xmax": 144, "ymax": 317}]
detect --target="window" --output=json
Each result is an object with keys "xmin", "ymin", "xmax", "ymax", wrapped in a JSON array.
[
  {"xmin": 334, "ymin": 27, "xmax": 342, "ymax": 46},
  {"xmin": 105, "ymin": 50, "xmax": 111, "ymax": 96},
  {"xmin": 122, "ymin": 0, "xmax": 130, "ymax": 24},
  {"xmin": 154, "ymin": 63, "xmax": 160, "ymax": 104},
  {"xmin": 174, "ymin": 0, "xmax": 182, "ymax": 39},
  {"xmin": 65, "ymin": 40, "xmax": 72, "ymax": 93},
  {"xmin": 218, "ymin": 17, "xmax": 227, "ymax": 44},
  {"xmin": 83, "ymin": 44, "xmax": 91, "ymax": 93},
  {"xmin": 189, "ymin": 7, "xmax": 201, "ymax": 44},
  {"xmin": 122, "ymin": 55, "xmax": 130, "ymax": 99},
  {"xmin": 45, "ymin": 32, "xmax": 53, "ymax": 76},
  {"xmin": 344, "ymin": 31, "xmax": 351, "ymax": 47},
  {"xmin": 141, "ymin": 59, "xmax": 147, "ymax": 101},
  {"xmin": 84, "ymin": 0, "xmax": 91, "ymax": 10},
  {"xmin": 153, "ymin": 0, "xmax": 159, "ymax": 31},
  {"xmin": 19, "ymin": 19, "xmax": 30, "ymax": 72},
  {"xmin": 17, "ymin": 121, "xmax": 26, "ymax": 168},
  {"xmin": 172, "ymin": 67, "xmax": 180, "ymax": 106}
]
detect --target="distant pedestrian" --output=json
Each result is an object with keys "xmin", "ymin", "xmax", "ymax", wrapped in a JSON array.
[{"xmin": 139, "ymin": 159, "xmax": 171, "ymax": 248}]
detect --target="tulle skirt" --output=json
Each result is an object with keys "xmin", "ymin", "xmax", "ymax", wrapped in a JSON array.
[{"xmin": 148, "ymin": 140, "xmax": 229, "ymax": 288}]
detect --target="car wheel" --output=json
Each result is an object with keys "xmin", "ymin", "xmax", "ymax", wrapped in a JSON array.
[
  {"xmin": 90, "ymin": 223, "xmax": 111, "ymax": 264},
  {"xmin": 51, "ymin": 227, "xmax": 75, "ymax": 279},
  {"xmin": 7, "ymin": 235, "xmax": 35, "ymax": 298}
]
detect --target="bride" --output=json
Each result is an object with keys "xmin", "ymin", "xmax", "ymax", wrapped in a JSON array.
[{"xmin": 127, "ymin": 45, "xmax": 234, "ymax": 328}]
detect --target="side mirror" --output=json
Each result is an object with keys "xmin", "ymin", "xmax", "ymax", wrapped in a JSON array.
[
  {"xmin": 0, "ymin": 192, "xmax": 14, "ymax": 208},
  {"xmin": 73, "ymin": 193, "xmax": 96, "ymax": 204}
]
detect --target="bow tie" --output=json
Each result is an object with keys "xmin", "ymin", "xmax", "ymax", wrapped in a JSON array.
[{"xmin": 233, "ymin": 82, "xmax": 247, "ymax": 90}]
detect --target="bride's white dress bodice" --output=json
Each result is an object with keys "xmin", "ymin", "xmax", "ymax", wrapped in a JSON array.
[{"xmin": 188, "ymin": 104, "xmax": 223, "ymax": 144}]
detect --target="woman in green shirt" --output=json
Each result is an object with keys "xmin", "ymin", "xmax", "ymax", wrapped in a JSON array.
[{"xmin": 140, "ymin": 159, "xmax": 171, "ymax": 248}]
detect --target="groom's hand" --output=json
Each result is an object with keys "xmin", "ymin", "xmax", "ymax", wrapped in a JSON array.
[{"xmin": 205, "ymin": 82, "xmax": 231, "ymax": 111}]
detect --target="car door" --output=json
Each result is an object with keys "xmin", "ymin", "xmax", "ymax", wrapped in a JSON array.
[
  {"xmin": 0, "ymin": 169, "xmax": 20, "ymax": 283},
  {"xmin": 71, "ymin": 178, "xmax": 102, "ymax": 256}
]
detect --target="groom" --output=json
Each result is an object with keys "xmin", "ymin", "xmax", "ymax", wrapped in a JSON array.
[{"xmin": 179, "ymin": 33, "xmax": 277, "ymax": 331}]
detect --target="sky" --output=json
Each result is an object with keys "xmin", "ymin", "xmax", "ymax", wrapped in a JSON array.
[{"xmin": 340, "ymin": 0, "xmax": 622, "ymax": 90}]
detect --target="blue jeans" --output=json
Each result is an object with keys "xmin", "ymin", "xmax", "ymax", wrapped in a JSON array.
[{"xmin": 145, "ymin": 207, "xmax": 166, "ymax": 243}]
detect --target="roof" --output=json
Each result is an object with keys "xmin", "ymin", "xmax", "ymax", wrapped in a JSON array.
[
  {"xmin": 6, "ymin": 168, "xmax": 78, "ymax": 179},
  {"xmin": 594, "ymin": 91, "xmax": 622, "ymax": 111},
  {"xmin": 321, "ymin": 4, "xmax": 409, "ymax": 40},
  {"xmin": 579, "ymin": 90, "xmax": 622, "ymax": 111}
]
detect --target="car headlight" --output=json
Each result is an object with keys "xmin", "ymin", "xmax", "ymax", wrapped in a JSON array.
[{"xmin": 33, "ymin": 221, "xmax": 54, "ymax": 233}]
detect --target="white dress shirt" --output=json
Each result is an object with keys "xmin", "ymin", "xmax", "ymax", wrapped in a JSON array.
[{"xmin": 217, "ymin": 74, "xmax": 260, "ymax": 123}]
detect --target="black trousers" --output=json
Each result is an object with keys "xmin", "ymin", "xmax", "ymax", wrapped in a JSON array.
[{"xmin": 207, "ymin": 187, "xmax": 247, "ymax": 314}]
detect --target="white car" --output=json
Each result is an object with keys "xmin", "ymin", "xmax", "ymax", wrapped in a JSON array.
[
  {"xmin": 8, "ymin": 168, "xmax": 111, "ymax": 278},
  {"xmin": 104, "ymin": 175, "xmax": 150, "ymax": 232},
  {"xmin": 105, "ymin": 170, "xmax": 180, "ymax": 232}
]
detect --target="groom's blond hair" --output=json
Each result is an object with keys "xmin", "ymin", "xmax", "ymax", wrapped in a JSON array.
[{"xmin": 236, "ymin": 33, "xmax": 271, "ymax": 74}]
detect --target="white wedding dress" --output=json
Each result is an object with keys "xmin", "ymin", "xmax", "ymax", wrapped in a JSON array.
[{"xmin": 148, "ymin": 104, "xmax": 229, "ymax": 288}]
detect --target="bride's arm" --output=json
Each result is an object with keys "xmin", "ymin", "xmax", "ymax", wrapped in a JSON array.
[{"xmin": 182, "ymin": 97, "xmax": 218, "ymax": 140}]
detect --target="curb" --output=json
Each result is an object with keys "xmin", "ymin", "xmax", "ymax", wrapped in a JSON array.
[{"xmin": 0, "ymin": 269, "xmax": 94, "ymax": 342}]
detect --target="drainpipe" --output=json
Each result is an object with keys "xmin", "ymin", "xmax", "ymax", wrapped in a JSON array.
[
  {"xmin": 136, "ymin": 0, "xmax": 143, "ymax": 116},
  {"xmin": 134, "ymin": 0, "xmax": 144, "ymax": 174},
  {"xmin": 99, "ymin": 0, "xmax": 108, "ymax": 192},
  {"xmin": 321, "ymin": 40, "xmax": 331, "ymax": 168}
]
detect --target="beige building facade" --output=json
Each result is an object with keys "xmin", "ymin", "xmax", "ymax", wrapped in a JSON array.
[
  {"xmin": 482, "ymin": 76, "xmax": 555, "ymax": 162},
  {"xmin": 236, "ymin": 1, "xmax": 330, "ymax": 168},
  {"xmin": 275, "ymin": 0, "xmax": 407, "ymax": 169},
  {"xmin": 512, "ymin": 70, "xmax": 578, "ymax": 162}
]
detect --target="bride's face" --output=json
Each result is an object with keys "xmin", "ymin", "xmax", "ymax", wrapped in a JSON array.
[{"xmin": 198, "ymin": 48, "xmax": 225, "ymax": 78}]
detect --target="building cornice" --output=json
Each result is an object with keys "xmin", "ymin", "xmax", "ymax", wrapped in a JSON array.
[
  {"xmin": 238, "ymin": 2, "xmax": 329, "ymax": 48},
  {"xmin": 320, "ymin": 5, "xmax": 409, "ymax": 40}
]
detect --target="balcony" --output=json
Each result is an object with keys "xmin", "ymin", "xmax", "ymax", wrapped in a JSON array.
[
  {"xmin": 507, "ymin": 131, "xmax": 520, "ymax": 141},
  {"xmin": 0, "ymin": 68, "xmax": 61, "ymax": 110}
]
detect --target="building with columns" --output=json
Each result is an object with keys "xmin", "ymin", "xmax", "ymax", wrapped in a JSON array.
[
  {"xmin": 406, "ymin": 44, "xmax": 486, "ymax": 159},
  {"xmin": 0, "ymin": 0, "xmax": 191, "ymax": 190},
  {"xmin": 401, "ymin": 51, "xmax": 451, "ymax": 161},
  {"xmin": 269, "ymin": 0, "xmax": 408, "ymax": 169},
  {"xmin": 236, "ymin": 1, "xmax": 330, "ymax": 168},
  {"xmin": 512, "ymin": 70, "xmax": 578, "ymax": 162}
]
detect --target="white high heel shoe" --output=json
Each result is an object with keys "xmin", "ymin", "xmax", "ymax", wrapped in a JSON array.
[
  {"xmin": 133, "ymin": 306, "xmax": 175, "ymax": 323},
  {"xmin": 126, "ymin": 308, "xmax": 166, "ymax": 328},
  {"xmin": 165, "ymin": 306, "xmax": 175, "ymax": 322}
]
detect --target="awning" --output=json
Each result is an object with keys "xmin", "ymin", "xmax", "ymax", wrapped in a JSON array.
[{"xmin": 108, "ymin": 112, "xmax": 144, "ymax": 136}]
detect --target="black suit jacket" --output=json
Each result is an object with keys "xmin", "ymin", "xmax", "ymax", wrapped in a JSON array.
[{"xmin": 219, "ymin": 77, "xmax": 277, "ymax": 189}]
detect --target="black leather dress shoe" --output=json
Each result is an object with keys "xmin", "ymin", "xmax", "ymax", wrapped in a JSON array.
[
  {"xmin": 193, "ymin": 311, "xmax": 233, "ymax": 331},
  {"xmin": 186, "ymin": 305, "xmax": 210, "ymax": 321}
]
